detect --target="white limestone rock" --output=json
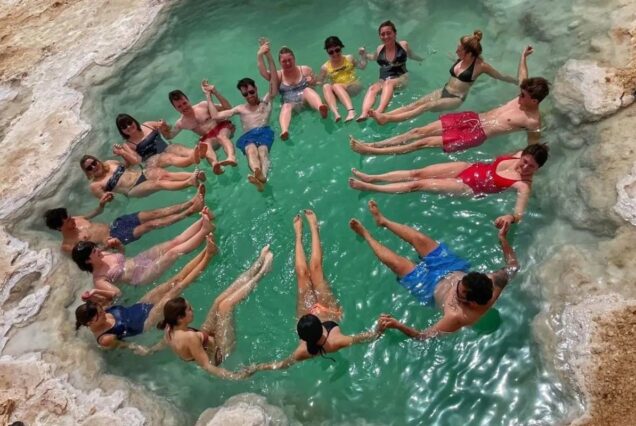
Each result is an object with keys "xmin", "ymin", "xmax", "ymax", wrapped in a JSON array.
[{"xmin": 196, "ymin": 393, "xmax": 290, "ymax": 426}]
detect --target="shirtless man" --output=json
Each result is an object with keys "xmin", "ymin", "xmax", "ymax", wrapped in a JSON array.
[
  {"xmin": 162, "ymin": 86, "xmax": 237, "ymax": 175},
  {"xmin": 44, "ymin": 185, "xmax": 205, "ymax": 253},
  {"xmin": 350, "ymin": 46, "xmax": 548, "ymax": 156},
  {"xmin": 350, "ymin": 200, "xmax": 518, "ymax": 340},
  {"xmin": 207, "ymin": 42, "xmax": 279, "ymax": 191}
]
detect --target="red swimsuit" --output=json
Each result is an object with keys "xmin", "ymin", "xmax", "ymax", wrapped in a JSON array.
[{"xmin": 457, "ymin": 155, "xmax": 528, "ymax": 194}]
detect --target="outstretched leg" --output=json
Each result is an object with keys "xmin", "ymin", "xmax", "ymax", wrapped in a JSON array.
[
  {"xmin": 349, "ymin": 219, "xmax": 415, "ymax": 277},
  {"xmin": 357, "ymin": 82, "xmax": 382, "ymax": 121},
  {"xmin": 205, "ymin": 251, "xmax": 274, "ymax": 361},
  {"xmin": 215, "ymin": 129, "xmax": 238, "ymax": 168},
  {"xmin": 141, "ymin": 236, "xmax": 217, "ymax": 330},
  {"xmin": 304, "ymin": 210, "xmax": 341, "ymax": 315},
  {"xmin": 322, "ymin": 84, "xmax": 341, "ymax": 122},
  {"xmin": 351, "ymin": 162, "xmax": 470, "ymax": 183},
  {"xmin": 349, "ymin": 176, "xmax": 468, "ymax": 194},
  {"xmin": 367, "ymin": 200, "xmax": 438, "ymax": 257},
  {"xmin": 292, "ymin": 214, "xmax": 316, "ymax": 319},
  {"xmin": 279, "ymin": 103, "xmax": 294, "ymax": 140}
]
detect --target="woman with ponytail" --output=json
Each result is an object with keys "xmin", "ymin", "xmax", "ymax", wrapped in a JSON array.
[
  {"xmin": 161, "ymin": 245, "xmax": 273, "ymax": 380},
  {"xmin": 247, "ymin": 210, "xmax": 385, "ymax": 374},
  {"xmin": 370, "ymin": 30, "xmax": 519, "ymax": 125},
  {"xmin": 74, "ymin": 236, "xmax": 216, "ymax": 352}
]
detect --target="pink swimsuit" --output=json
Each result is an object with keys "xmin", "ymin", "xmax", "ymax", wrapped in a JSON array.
[{"xmin": 457, "ymin": 155, "xmax": 528, "ymax": 194}]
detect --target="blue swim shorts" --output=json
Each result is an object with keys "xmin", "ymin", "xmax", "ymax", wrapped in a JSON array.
[
  {"xmin": 236, "ymin": 126, "xmax": 275, "ymax": 155},
  {"xmin": 397, "ymin": 243, "xmax": 471, "ymax": 306},
  {"xmin": 109, "ymin": 212, "xmax": 141, "ymax": 245}
]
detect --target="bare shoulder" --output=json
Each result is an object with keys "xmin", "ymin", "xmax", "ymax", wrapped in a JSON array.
[
  {"xmin": 97, "ymin": 333, "xmax": 116, "ymax": 348},
  {"xmin": 292, "ymin": 344, "xmax": 310, "ymax": 361}
]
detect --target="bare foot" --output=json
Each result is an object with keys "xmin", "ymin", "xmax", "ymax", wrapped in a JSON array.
[
  {"xmin": 334, "ymin": 114, "xmax": 341, "ymax": 123},
  {"xmin": 345, "ymin": 109, "xmax": 356, "ymax": 122},
  {"xmin": 194, "ymin": 169, "xmax": 207, "ymax": 182},
  {"xmin": 356, "ymin": 114, "xmax": 368, "ymax": 122},
  {"xmin": 254, "ymin": 167, "xmax": 267, "ymax": 183},
  {"xmin": 260, "ymin": 244, "xmax": 271, "ymax": 257},
  {"xmin": 349, "ymin": 135, "xmax": 366, "ymax": 153},
  {"xmin": 261, "ymin": 251, "xmax": 274, "ymax": 274},
  {"xmin": 349, "ymin": 218, "xmax": 368, "ymax": 237},
  {"xmin": 351, "ymin": 168, "xmax": 373, "ymax": 183},
  {"xmin": 201, "ymin": 206, "xmax": 213, "ymax": 221},
  {"xmin": 348, "ymin": 178, "xmax": 365, "ymax": 190},
  {"xmin": 193, "ymin": 146, "xmax": 201, "ymax": 165},
  {"xmin": 319, "ymin": 104, "xmax": 328, "ymax": 119},
  {"xmin": 206, "ymin": 234, "xmax": 219, "ymax": 256},
  {"xmin": 293, "ymin": 214, "xmax": 302, "ymax": 234},
  {"xmin": 198, "ymin": 183, "xmax": 206, "ymax": 197},
  {"xmin": 368, "ymin": 200, "xmax": 386, "ymax": 227},
  {"xmin": 304, "ymin": 208, "xmax": 317, "ymax": 225},
  {"xmin": 369, "ymin": 109, "xmax": 388, "ymax": 125},
  {"xmin": 212, "ymin": 162, "xmax": 225, "ymax": 175},
  {"xmin": 190, "ymin": 192, "xmax": 205, "ymax": 213},
  {"xmin": 280, "ymin": 131, "xmax": 289, "ymax": 141},
  {"xmin": 248, "ymin": 175, "xmax": 265, "ymax": 192},
  {"xmin": 219, "ymin": 159, "xmax": 238, "ymax": 167}
]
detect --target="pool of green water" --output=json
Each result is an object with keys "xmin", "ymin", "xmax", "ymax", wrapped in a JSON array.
[{"xmin": 76, "ymin": 0, "xmax": 575, "ymax": 423}]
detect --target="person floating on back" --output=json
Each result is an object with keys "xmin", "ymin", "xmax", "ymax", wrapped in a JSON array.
[{"xmin": 351, "ymin": 46, "xmax": 548, "ymax": 155}]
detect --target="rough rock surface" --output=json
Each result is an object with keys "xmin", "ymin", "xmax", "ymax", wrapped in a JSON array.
[{"xmin": 195, "ymin": 394, "xmax": 290, "ymax": 426}]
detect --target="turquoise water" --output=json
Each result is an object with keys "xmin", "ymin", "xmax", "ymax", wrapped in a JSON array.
[{"xmin": 73, "ymin": 0, "xmax": 576, "ymax": 423}]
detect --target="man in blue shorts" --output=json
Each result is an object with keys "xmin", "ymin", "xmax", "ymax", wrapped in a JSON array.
[
  {"xmin": 349, "ymin": 199, "xmax": 518, "ymax": 340},
  {"xmin": 44, "ymin": 185, "xmax": 205, "ymax": 254},
  {"xmin": 206, "ymin": 41, "xmax": 279, "ymax": 191}
]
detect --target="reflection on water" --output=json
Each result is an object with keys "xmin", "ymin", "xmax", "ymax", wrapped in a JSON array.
[{"xmin": 75, "ymin": 0, "xmax": 580, "ymax": 423}]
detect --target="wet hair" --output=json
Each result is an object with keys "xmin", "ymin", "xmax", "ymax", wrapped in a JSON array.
[
  {"xmin": 324, "ymin": 36, "xmax": 344, "ymax": 50},
  {"xmin": 521, "ymin": 143, "xmax": 549, "ymax": 168},
  {"xmin": 75, "ymin": 301, "xmax": 99, "ymax": 330},
  {"xmin": 168, "ymin": 90, "xmax": 188, "ymax": 105},
  {"xmin": 9, "ymin": 422, "xmax": 26, "ymax": 426},
  {"xmin": 236, "ymin": 77, "xmax": 257, "ymax": 91},
  {"xmin": 461, "ymin": 272, "xmax": 493, "ymax": 305},
  {"xmin": 157, "ymin": 297, "xmax": 188, "ymax": 333},
  {"xmin": 44, "ymin": 208, "xmax": 68, "ymax": 231},
  {"xmin": 520, "ymin": 77, "xmax": 550, "ymax": 102},
  {"xmin": 278, "ymin": 46, "xmax": 295, "ymax": 60},
  {"xmin": 115, "ymin": 113, "xmax": 141, "ymax": 139},
  {"xmin": 79, "ymin": 154, "xmax": 99, "ymax": 172},
  {"xmin": 460, "ymin": 30, "xmax": 483, "ymax": 57},
  {"xmin": 72, "ymin": 241, "xmax": 96, "ymax": 272},
  {"xmin": 297, "ymin": 314, "xmax": 324, "ymax": 355},
  {"xmin": 378, "ymin": 20, "xmax": 397, "ymax": 34}
]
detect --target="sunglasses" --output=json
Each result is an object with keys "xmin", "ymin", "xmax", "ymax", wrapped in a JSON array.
[
  {"xmin": 327, "ymin": 47, "xmax": 342, "ymax": 55},
  {"xmin": 84, "ymin": 160, "xmax": 97, "ymax": 172},
  {"xmin": 241, "ymin": 89, "xmax": 257, "ymax": 97}
]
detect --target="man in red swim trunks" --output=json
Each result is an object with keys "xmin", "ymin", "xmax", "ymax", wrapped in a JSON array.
[
  {"xmin": 163, "ymin": 84, "xmax": 237, "ymax": 174},
  {"xmin": 350, "ymin": 46, "xmax": 548, "ymax": 155}
]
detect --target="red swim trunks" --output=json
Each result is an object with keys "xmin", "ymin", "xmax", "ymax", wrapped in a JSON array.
[
  {"xmin": 199, "ymin": 121, "xmax": 235, "ymax": 142},
  {"xmin": 440, "ymin": 111, "xmax": 487, "ymax": 153}
]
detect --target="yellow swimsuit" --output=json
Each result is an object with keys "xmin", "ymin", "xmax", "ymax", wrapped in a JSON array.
[{"xmin": 324, "ymin": 56, "xmax": 358, "ymax": 85}]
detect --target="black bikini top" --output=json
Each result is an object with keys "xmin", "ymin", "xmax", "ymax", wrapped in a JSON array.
[
  {"xmin": 133, "ymin": 127, "xmax": 168, "ymax": 161},
  {"xmin": 104, "ymin": 164, "xmax": 125, "ymax": 192},
  {"xmin": 450, "ymin": 58, "xmax": 477, "ymax": 83},
  {"xmin": 377, "ymin": 43, "xmax": 408, "ymax": 80}
]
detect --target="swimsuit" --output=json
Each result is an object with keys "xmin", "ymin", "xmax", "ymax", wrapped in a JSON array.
[
  {"xmin": 132, "ymin": 127, "xmax": 168, "ymax": 161},
  {"xmin": 96, "ymin": 253, "xmax": 126, "ymax": 283},
  {"xmin": 324, "ymin": 57, "xmax": 358, "ymax": 85},
  {"xmin": 104, "ymin": 165, "xmax": 126, "ymax": 192},
  {"xmin": 457, "ymin": 155, "xmax": 527, "ymax": 194},
  {"xmin": 109, "ymin": 212, "xmax": 142, "ymax": 245},
  {"xmin": 97, "ymin": 303, "xmax": 153, "ymax": 342},
  {"xmin": 279, "ymin": 67, "xmax": 309, "ymax": 104},
  {"xmin": 199, "ymin": 121, "xmax": 235, "ymax": 143},
  {"xmin": 307, "ymin": 320, "xmax": 339, "ymax": 357},
  {"xmin": 441, "ymin": 58, "xmax": 478, "ymax": 100},
  {"xmin": 440, "ymin": 111, "xmax": 487, "ymax": 153},
  {"xmin": 236, "ymin": 126, "xmax": 274, "ymax": 155},
  {"xmin": 377, "ymin": 43, "xmax": 408, "ymax": 80},
  {"xmin": 398, "ymin": 243, "xmax": 471, "ymax": 307}
]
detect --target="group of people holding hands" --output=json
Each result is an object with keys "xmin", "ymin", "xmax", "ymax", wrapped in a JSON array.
[{"xmin": 41, "ymin": 20, "xmax": 551, "ymax": 380}]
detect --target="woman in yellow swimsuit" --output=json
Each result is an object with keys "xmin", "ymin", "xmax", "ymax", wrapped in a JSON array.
[{"xmin": 317, "ymin": 36, "xmax": 368, "ymax": 122}]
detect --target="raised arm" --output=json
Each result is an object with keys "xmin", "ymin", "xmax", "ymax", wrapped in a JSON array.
[
  {"xmin": 82, "ymin": 193, "xmax": 113, "ymax": 219},
  {"xmin": 494, "ymin": 181, "xmax": 531, "ymax": 229},
  {"xmin": 257, "ymin": 44, "xmax": 273, "ymax": 81},
  {"xmin": 401, "ymin": 41, "xmax": 424, "ymax": 62},
  {"xmin": 489, "ymin": 225, "xmax": 519, "ymax": 296},
  {"xmin": 517, "ymin": 45, "xmax": 533, "ymax": 83},
  {"xmin": 258, "ymin": 42, "xmax": 279, "ymax": 97},
  {"xmin": 355, "ymin": 49, "xmax": 368, "ymax": 70},
  {"xmin": 481, "ymin": 62, "xmax": 518, "ymax": 85}
]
